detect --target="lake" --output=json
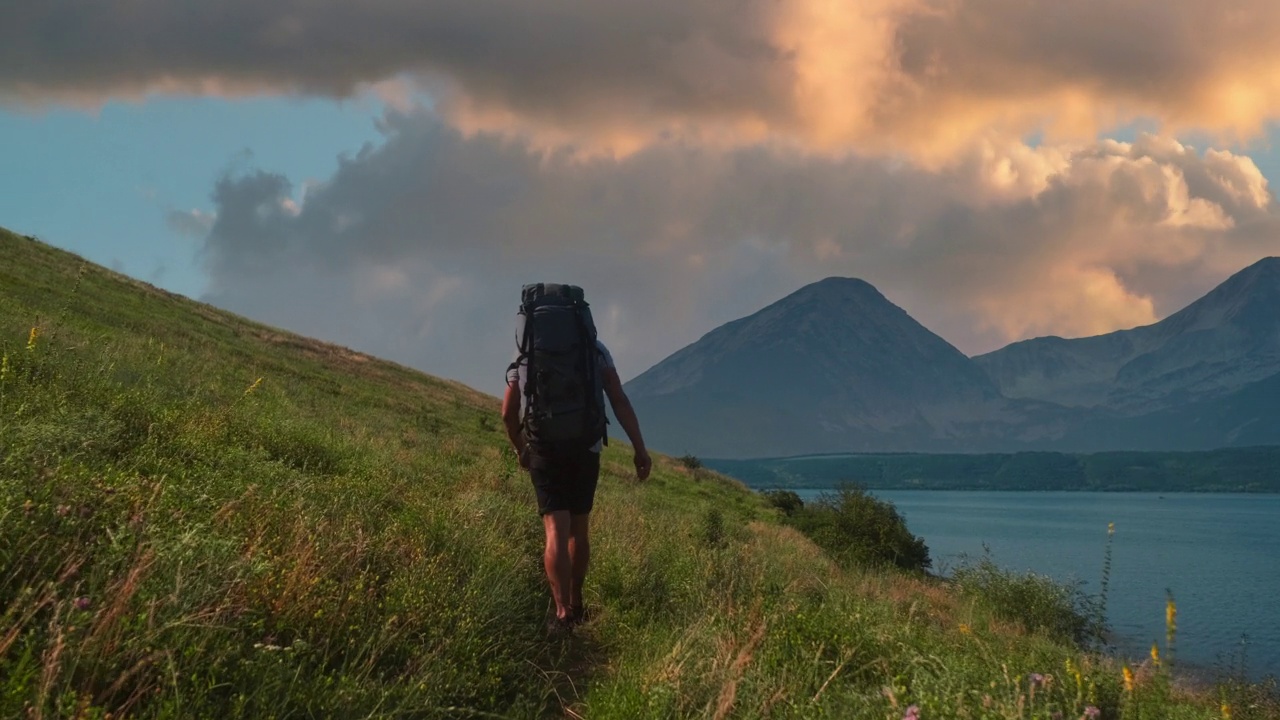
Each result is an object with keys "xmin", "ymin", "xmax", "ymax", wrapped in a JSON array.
[{"xmin": 789, "ymin": 489, "xmax": 1280, "ymax": 680}]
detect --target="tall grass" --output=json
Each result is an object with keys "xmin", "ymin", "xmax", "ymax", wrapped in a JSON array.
[{"xmin": 2, "ymin": 229, "xmax": 1276, "ymax": 718}]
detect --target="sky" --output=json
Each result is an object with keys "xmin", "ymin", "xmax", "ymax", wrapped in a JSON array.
[{"xmin": 4, "ymin": 0, "xmax": 1280, "ymax": 397}]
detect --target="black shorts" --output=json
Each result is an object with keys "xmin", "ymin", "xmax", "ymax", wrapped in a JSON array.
[{"xmin": 528, "ymin": 449, "xmax": 601, "ymax": 516}]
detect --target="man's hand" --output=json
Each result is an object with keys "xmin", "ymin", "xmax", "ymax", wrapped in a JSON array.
[
  {"xmin": 633, "ymin": 449, "xmax": 652, "ymax": 481},
  {"xmin": 516, "ymin": 445, "xmax": 531, "ymax": 471}
]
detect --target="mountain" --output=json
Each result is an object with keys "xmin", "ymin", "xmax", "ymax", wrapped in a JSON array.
[
  {"xmin": 974, "ymin": 257, "xmax": 1280, "ymax": 414},
  {"xmin": 626, "ymin": 261, "xmax": 1280, "ymax": 458},
  {"xmin": 623, "ymin": 277, "xmax": 1068, "ymax": 458}
]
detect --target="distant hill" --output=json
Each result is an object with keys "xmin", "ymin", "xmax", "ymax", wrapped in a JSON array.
[{"xmin": 626, "ymin": 262, "xmax": 1280, "ymax": 458}]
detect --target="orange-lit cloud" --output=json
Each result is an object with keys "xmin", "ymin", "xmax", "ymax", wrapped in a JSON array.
[{"xmin": 6, "ymin": 0, "xmax": 1280, "ymax": 159}]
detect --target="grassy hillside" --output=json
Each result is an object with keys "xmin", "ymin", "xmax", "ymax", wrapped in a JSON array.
[{"xmin": 1, "ymin": 228, "xmax": 1272, "ymax": 718}]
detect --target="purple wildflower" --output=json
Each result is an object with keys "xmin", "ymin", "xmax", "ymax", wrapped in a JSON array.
[
  {"xmin": 74, "ymin": 596, "xmax": 91, "ymax": 611},
  {"xmin": 1083, "ymin": 706, "xmax": 1101, "ymax": 719},
  {"xmin": 902, "ymin": 704, "xmax": 921, "ymax": 720},
  {"xmin": 1028, "ymin": 672, "xmax": 1046, "ymax": 687}
]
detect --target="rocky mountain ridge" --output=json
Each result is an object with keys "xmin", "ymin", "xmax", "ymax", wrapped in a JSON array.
[{"xmin": 624, "ymin": 258, "xmax": 1280, "ymax": 458}]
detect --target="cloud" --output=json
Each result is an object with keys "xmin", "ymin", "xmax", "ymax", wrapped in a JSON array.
[
  {"xmin": 8, "ymin": 0, "xmax": 1279, "ymax": 399},
  {"xmin": 7, "ymin": 0, "xmax": 1280, "ymax": 158},
  {"xmin": 165, "ymin": 208, "xmax": 215, "ymax": 238},
  {"xmin": 196, "ymin": 108, "xmax": 1280, "ymax": 395}
]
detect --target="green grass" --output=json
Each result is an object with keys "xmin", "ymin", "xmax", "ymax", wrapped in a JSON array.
[{"xmin": 1, "ymin": 227, "xmax": 1276, "ymax": 718}]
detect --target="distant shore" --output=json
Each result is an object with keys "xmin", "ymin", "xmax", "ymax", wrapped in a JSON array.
[{"xmin": 706, "ymin": 446, "xmax": 1280, "ymax": 493}]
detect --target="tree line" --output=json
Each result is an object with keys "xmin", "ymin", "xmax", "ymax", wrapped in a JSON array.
[{"xmin": 707, "ymin": 446, "xmax": 1280, "ymax": 492}]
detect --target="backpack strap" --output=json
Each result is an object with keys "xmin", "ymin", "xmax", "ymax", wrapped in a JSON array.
[
  {"xmin": 516, "ymin": 304, "xmax": 536, "ymax": 434},
  {"xmin": 574, "ymin": 305, "xmax": 611, "ymax": 448}
]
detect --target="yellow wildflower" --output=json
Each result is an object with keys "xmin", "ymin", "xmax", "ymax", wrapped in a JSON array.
[
  {"xmin": 1150, "ymin": 643, "xmax": 1160, "ymax": 667},
  {"xmin": 1166, "ymin": 594, "xmax": 1178, "ymax": 647},
  {"xmin": 0, "ymin": 353, "xmax": 8, "ymax": 382},
  {"xmin": 1222, "ymin": 702, "xmax": 1233, "ymax": 719},
  {"xmin": 1122, "ymin": 665, "xmax": 1134, "ymax": 692},
  {"xmin": 1065, "ymin": 658, "xmax": 1083, "ymax": 694},
  {"xmin": 958, "ymin": 623, "xmax": 971, "ymax": 635},
  {"xmin": 26, "ymin": 326, "xmax": 39, "ymax": 351},
  {"xmin": 244, "ymin": 377, "xmax": 264, "ymax": 396}
]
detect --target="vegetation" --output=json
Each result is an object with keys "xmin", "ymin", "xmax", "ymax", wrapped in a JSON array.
[
  {"xmin": 710, "ymin": 448, "xmax": 1280, "ymax": 493},
  {"xmin": 2, "ymin": 228, "xmax": 1276, "ymax": 718},
  {"xmin": 765, "ymin": 485, "xmax": 931, "ymax": 574},
  {"xmin": 949, "ymin": 556, "xmax": 1105, "ymax": 648},
  {"xmin": 679, "ymin": 453, "xmax": 704, "ymax": 471}
]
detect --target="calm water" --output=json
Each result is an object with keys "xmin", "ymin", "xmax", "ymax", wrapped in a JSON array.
[{"xmin": 791, "ymin": 489, "xmax": 1280, "ymax": 679}]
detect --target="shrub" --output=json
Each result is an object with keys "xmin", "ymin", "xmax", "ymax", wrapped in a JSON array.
[
  {"xmin": 761, "ymin": 489, "xmax": 804, "ymax": 515},
  {"xmin": 677, "ymin": 454, "xmax": 702, "ymax": 470},
  {"xmin": 786, "ymin": 484, "xmax": 931, "ymax": 573},
  {"xmin": 699, "ymin": 507, "xmax": 726, "ymax": 549},
  {"xmin": 950, "ymin": 554, "xmax": 1106, "ymax": 647}
]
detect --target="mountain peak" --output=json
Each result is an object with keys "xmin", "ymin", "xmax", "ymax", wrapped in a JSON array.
[
  {"xmin": 623, "ymin": 276, "xmax": 1001, "ymax": 456},
  {"xmin": 763, "ymin": 276, "xmax": 895, "ymax": 321},
  {"xmin": 808, "ymin": 275, "xmax": 877, "ymax": 290},
  {"xmin": 975, "ymin": 254, "xmax": 1280, "ymax": 412},
  {"xmin": 1219, "ymin": 255, "xmax": 1280, "ymax": 286},
  {"xmin": 1231, "ymin": 256, "xmax": 1280, "ymax": 289},
  {"xmin": 1161, "ymin": 255, "xmax": 1280, "ymax": 334},
  {"xmin": 792, "ymin": 276, "xmax": 881, "ymax": 299}
]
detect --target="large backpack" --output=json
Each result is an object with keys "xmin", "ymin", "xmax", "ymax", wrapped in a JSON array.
[{"xmin": 512, "ymin": 283, "xmax": 607, "ymax": 454}]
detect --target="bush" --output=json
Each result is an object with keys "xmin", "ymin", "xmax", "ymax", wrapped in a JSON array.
[
  {"xmin": 761, "ymin": 489, "xmax": 804, "ymax": 515},
  {"xmin": 677, "ymin": 454, "xmax": 702, "ymax": 470},
  {"xmin": 786, "ymin": 484, "xmax": 931, "ymax": 573},
  {"xmin": 699, "ymin": 507, "xmax": 727, "ymax": 549},
  {"xmin": 950, "ymin": 555, "xmax": 1106, "ymax": 647}
]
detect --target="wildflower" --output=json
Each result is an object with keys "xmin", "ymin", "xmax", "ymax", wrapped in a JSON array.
[
  {"xmin": 1122, "ymin": 665, "xmax": 1134, "ymax": 692},
  {"xmin": 244, "ymin": 377, "xmax": 263, "ymax": 396},
  {"xmin": 1083, "ymin": 707, "xmax": 1101, "ymax": 719},
  {"xmin": 1166, "ymin": 593, "xmax": 1178, "ymax": 647},
  {"xmin": 1, "ymin": 352, "xmax": 8, "ymax": 382},
  {"xmin": 1028, "ymin": 673, "xmax": 1046, "ymax": 688},
  {"xmin": 958, "ymin": 623, "xmax": 971, "ymax": 635},
  {"xmin": 55, "ymin": 504, "xmax": 71, "ymax": 517},
  {"xmin": 74, "ymin": 596, "xmax": 91, "ymax": 611},
  {"xmin": 1065, "ymin": 658, "xmax": 1083, "ymax": 693},
  {"xmin": 1151, "ymin": 642, "xmax": 1161, "ymax": 667},
  {"xmin": 902, "ymin": 704, "xmax": 920, "ymax": 720},
  {"xmin": 1222, "ymin": 702, "xmax": 1233, "ymax": 719},
  {"xmin": 1107, "ymin": 522, "xmax": 1114, "ymax": 536},
  {"xmin": 26, "ymin": 326, "xmax": 39, "ymax": 351}
]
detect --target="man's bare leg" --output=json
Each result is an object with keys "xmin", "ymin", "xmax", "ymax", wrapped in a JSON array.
[
  {"xmin": 568, "ymin": 513, "xmax": 591, "ymax": 617},
  {"xmin": 543, "ymin": 511, "xmax": 573, "ymax": 620}
]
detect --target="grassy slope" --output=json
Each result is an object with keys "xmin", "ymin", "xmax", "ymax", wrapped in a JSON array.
[{"xmin": 0, "ymin": 228, "xmax": 1255, "ymax": 718}]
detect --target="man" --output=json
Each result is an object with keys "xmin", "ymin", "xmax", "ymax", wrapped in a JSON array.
[{"xmin": 502, "ymin": 337, "xmax": 651, "ymax": 632}]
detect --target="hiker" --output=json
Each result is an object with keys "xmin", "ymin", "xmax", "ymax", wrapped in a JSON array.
[{"xmin": 501, "ymin": 284, "xmax": 652, "ymax": 633}]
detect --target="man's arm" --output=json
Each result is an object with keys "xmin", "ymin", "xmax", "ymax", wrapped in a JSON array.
[
  {"xmin": 501, "ymin": 381, "xmax": 529, "ymax": 469},
  {"xmin": 602, "ymin": 367, "xmax": 651, "ymax": 480}
]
